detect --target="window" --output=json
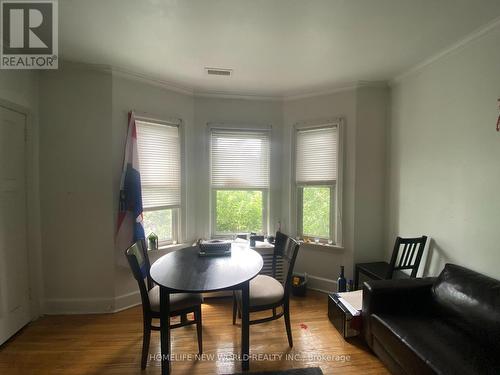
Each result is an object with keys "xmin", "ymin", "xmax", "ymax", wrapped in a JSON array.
[
  {"xmin": 210, "ymin": 129, "xmax": 270, "ymax": 236},
  {"xmin": 295, "ymin": 124, "xmax": 340, "ymax": 243},
  {"xmin": 136, "ymin": 119, "xmax": 181, "ymax": 245}
]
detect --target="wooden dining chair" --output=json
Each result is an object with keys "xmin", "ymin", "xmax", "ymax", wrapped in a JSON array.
[
  {"xmin": 233, "ymin": 232, "xmax": 300, "ymax": 347},
  {"xmin": 354, "ymin": 235, "xmax": 428, "ymax": 289},
  {"xmin": 125, "ymin": 241, "xmax": 203, "ymax": 369}
]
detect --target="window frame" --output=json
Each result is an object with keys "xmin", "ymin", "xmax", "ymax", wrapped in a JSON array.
[
  {"xmin": 142, "ymin": 206, "xmax": 179, "ymax": 246},
  {"xmin": 211, "ymin": 188, "xmax": 268, "ymax": 237},
  {"xmin": 296, "ymin": 183, "xmax": 335, "ymax": 240},
  {"xmin": 292, "ymin": 119, "xmax": 343, "ymax": 246},
  {"xmin": 135, "ymin": 113, "xmax": 185, "ymax": 247},
  {"xmin": 208, "ymin": 125, "xmax": 271, "ymax": 238}
]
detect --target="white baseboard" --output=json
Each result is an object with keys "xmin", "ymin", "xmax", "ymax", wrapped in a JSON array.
[
  {"xmin": 42, "ymin": 275, "xmax": 338, "ymax": 315},
  {"xmin": 306, "ymin": 275, "xmax": 337, "ymax": 294},
  {"xmin": 43, "ymin": 291, "xmax": 142, "ymax": 315},
  {"xmin": 114, "ymin": 291, "xmax": 141, "ymax": 312},
  {"xmin": 43, "ymin": 297, "xmax": 115, "ymax": 315}
]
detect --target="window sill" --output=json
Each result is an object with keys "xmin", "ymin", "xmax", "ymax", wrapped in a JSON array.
[
  {"xmin": 150, "ymin": 242, "xmax": 190, "ymax": 253},
  {"xmin": 298, "ymin": 240, "xmax": 344, "ymax": 251}
]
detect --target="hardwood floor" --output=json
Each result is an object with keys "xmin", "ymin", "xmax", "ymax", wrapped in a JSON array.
[{"xmin": 0, "ymin": 291, "xmax": 389, "ymax": 375}]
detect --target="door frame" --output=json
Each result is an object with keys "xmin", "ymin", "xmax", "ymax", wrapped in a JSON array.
[{"xmin": 0, "ymin": 98, "xmax": 42, "ymax": 321}]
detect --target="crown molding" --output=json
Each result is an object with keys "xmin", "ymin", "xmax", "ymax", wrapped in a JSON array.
[
  {"xmin": 58, "ymin": 59, "xmax": 112, "ymax": 74},
  {"xmin": 283, "ymin": 80, "xmax": 388, "ymax": 101},
  {"xmin": 54, "ymin": 15, "xmax": 500, "ymax": 99},
  {"xmin": 59, "ymin": 58, "xmax": 387, "ymax": 101},
  {"xmin": 59, "ymin": 59, "xmax": 195, "ymax": 96},
  {"xmin": 283, "ymin": 83, "xmax": 358, "ymax": 101},
  {"xmin": 110, "ymin": 66, "xmax": 194, "ymax": 96},
  {"xmin": 193, "ymin": 90, "xmax": 282, "ymax": 101},
  {"xmin": 391, "ymin": 15, "xmax": 500, "ymax": 85}
]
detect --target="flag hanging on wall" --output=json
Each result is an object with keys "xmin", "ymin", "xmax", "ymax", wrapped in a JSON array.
[{"xmin": 116, "ymin": 111, "xmax": 145, "ymax": 250}]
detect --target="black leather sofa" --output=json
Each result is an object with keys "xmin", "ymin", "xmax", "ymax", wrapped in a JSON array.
[{"xmin": 362, "ymin": 263, "xmax": 500, "ymax": 375}]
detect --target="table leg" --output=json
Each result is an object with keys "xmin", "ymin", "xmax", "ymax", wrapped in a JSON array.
[
  {"xmin": 160, "ymin": 286, "xmax": 171, "ymax": 375},
  {"xmin": 241, "ymin": 281, "xmax": 250, "ymax": 371}
]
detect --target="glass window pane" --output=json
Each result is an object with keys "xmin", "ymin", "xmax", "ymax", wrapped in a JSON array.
[
  {"xmin": 216, "ymin": 190, "xmax": 263, "ymax": 233},
  {"xmin": 302, "ymin": 186, "xmax": 330, "ymax": 238},
  {"xmin": 143, "ymin": 209, "xmax": 172, "ymax": 242}
]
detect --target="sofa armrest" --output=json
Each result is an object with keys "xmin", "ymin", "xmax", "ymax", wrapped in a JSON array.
[{"xmin": 362, "ymin": 277, "xmax": 436, "ymax": 348}]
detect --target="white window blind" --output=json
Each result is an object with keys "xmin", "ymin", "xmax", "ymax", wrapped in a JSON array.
[
  {"xmin": 211, "ymin": 129, "xmax": 270, "ymax": 189},
  {"xmin": 136, "ymin": 120, "xmax": 180, "ymax": 209},
  {"xmin": 295, "ymin": 126, "xmax": 337, "ymax": 183}
]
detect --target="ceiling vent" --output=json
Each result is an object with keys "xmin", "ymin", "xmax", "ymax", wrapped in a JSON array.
[{"xmin": 205, "ymin": 67, "xmax": 232, "ymax": 77}]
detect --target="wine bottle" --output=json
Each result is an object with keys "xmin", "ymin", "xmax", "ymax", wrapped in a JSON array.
[{"xmin": 337, "ymin": 266, "xmax": 347, "ymax": 292}]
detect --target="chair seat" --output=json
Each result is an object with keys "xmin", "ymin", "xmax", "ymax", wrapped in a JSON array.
[
  {"xmin": 357, "ymin": 261, "xmax": 408, "ymax": 280},
  {"xmin": 238, "ymin": 274, "xmax": 284, "ymax": 307},
  {"xmin": 148, "ymin": 286, "xmax": 203, "ymax": 313}
]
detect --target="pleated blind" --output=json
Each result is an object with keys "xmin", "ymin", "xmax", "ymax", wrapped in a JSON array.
[
  {"xmin": 136, "ymin": 120, "xmax": 180, "ymax": 209},
  {"xmin": 211, "ymin": 129, "xmax": 270, "ymax": 189},
  {"xmin": 295, "ymin": 126, "xmax": 337, "ymax": 183}
]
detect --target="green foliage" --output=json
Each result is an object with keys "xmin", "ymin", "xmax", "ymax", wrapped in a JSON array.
[
  {"xmin": 216, "ymin": 190, "xmax": 263, "ymax": 233},
  {"xmin": 143, "ymin": 209, "xmax": 172, "ymax": 241},
  {"xmin": 302, "ymin": 186, "xmax": 330, "ymax": 238}
]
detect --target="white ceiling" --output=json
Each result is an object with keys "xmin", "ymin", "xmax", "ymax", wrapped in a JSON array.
[{"xmin": 60, "ymin": 0, "xmax": 500, "ymax": 97}]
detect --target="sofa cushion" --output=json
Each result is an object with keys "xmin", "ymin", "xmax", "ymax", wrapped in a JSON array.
[
  {"xmin": 371, "ymin": 313, "xmax": 500, "ymax": 375},
  {"xmin": 432, "ymin": 264, "xmax": 500, "ymax": 345}
]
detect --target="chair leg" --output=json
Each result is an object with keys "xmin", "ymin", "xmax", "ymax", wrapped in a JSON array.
[
  {"xmin": 235, "ymin": 291, "xmax": 242, "ymax": 319},
  {"xmin": 195, "ymin": 305, "xmax": 203, "ymax": 355},
  {"xmin": 284, "ymin": 300, "xmax": 293, "ymax": 348},
  {"xmin": 141, "ymin": 316, "xmax": 152, "ymax": 369},
  {"xmin": 232, "ymin": 291, "xmax": 237, "ymax": 325}
]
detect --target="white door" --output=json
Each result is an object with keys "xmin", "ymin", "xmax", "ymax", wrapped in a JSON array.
[{"xmin": 0, "ymin": 106, "xmax": 30, "ymax": 345}]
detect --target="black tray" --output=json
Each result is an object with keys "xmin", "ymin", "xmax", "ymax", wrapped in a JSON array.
[{"xmin": 198, "ymin": 249, "xmax": 232, "ymax": 257}]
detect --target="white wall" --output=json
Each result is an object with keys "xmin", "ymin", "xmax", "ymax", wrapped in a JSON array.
[
  {"xmin": 0, "ymin": 70, "xmax": 42, "ymax": 319},
  {"xmin": 14, "ymin": 20, "xmax": 499, "ymax": 315},
  {"xmin": 36, "ymin": 66, "xmax": 286, "ymax": 313},
  {"xmin": 387, "ymin": 25, "xmax": 500, "ymax": 279},
  {"xmin": 354, "ymin": 86, "xmax": 389, "ymax": 264},
  {"xmin": 283, "ymin": 90, "xmax": 357, "ymax": 290},
  {"xmin": 33, "ymin": 64, "xmax": 387, "ymax": 314},
  {"xmin": 111, "ymin": 73, "xmax": 195, "ymax": 308},
  {"xmin": 193, "ymin": 97, "xmax": 284, "ymax": 238},
  {"xmin": 39, "ymin": 64, "xmax": 116, "ymax": 313},
  {"xmin": 282, "ymin": 87, "xmax": 388, "ymax": 291}
]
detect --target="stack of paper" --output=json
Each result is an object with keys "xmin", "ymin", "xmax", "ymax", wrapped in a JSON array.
[{"xmin": 337, "ymin": 290, "xmax": 362, "ymax": 316}]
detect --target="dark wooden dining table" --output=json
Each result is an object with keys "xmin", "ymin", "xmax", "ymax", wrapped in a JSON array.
[{"xmin": 150, "ymin": 242, "xmax": 264, "ymax": 375}]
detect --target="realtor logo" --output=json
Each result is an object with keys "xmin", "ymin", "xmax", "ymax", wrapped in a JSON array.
[{"xmin": 1, "ymin": 0, "xmax": 58, "ymax": 69}]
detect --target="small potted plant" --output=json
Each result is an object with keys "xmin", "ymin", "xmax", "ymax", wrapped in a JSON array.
[{"xmin": 147, "ymin": 232, "xmax": 158, "ymax": 251}]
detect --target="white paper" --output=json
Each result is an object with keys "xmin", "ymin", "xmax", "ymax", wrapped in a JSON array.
[{"xmin": 337, "ymin": 290, "xmax": 363, "ymax": 316}]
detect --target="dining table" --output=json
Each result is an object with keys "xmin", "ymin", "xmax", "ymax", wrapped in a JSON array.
[{"xmin": 150, "ymin": 241, "xmax": 264, "ymax": 375}]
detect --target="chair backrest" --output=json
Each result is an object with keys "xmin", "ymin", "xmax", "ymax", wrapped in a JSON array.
[
  {"xmin": 272, "ymin": 232, "xmax": 300, "ymax": 295},
  {"xmin": 387, "ymin": 236, "xmax": 428, "ymax": 278},
  {"xmin": 271, "ymin": 231, "xmax": 287, "ymax": 278},
  {"xmin": 124, "ymin": 240, "xmax": 153, "ymax": 312}
]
